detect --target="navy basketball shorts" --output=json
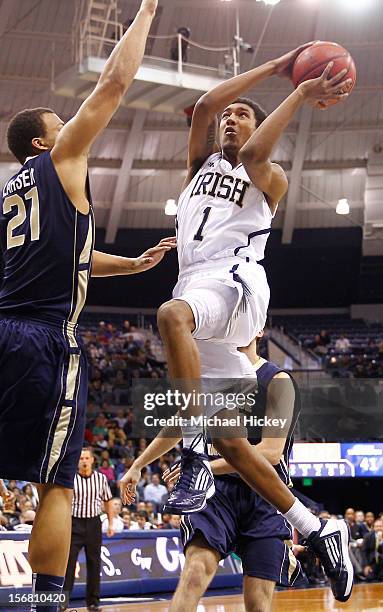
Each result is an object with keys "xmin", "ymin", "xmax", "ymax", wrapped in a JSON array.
[
  {"xmin": 180, "ymin": 476, "xmax": 302, "ymax": 586},
  {"xmin": 0, "ymin": 317, "xmax": 88, "ymax": 489}
]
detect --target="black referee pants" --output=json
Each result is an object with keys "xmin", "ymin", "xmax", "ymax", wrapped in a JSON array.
[{"xmin": 63, "ymin": 516, "xmax": 102, "ymax": 607}]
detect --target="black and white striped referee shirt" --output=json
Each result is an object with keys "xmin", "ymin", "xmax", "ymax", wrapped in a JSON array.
[{"xmin": 72, "ymin": 471, "xmax": 113, "ymax": 518}]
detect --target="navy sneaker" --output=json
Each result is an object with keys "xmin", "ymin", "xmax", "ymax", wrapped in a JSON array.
[
  {"xmin": 307, "ymin": 518, "xmax": 354, "ymax": 602},
  {"xmin": 163, "ymin": 437, "xmax": 215, "ymax": 515}
]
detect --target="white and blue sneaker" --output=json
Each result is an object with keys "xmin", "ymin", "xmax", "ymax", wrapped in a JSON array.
[
  {"xmin": 163, "ymin": 440, "xmax": 215, "ymax": 515},
  {"xmin": 307, "ymin": 518, "xmax": 354, "ymax": 602}
]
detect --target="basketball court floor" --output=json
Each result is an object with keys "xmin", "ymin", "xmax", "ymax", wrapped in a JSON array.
[{"xmin": 73, "ymin": 583, "xmax": 383, "ymax": 611}]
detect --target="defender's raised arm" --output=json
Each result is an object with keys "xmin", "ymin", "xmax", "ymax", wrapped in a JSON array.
[{"xmin": 52, "ymin": 0, "xmax": 157, "ymax": 162}]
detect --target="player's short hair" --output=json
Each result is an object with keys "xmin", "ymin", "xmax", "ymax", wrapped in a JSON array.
[
  {"xmin": 7, "ymin": 107, "xmax": 55, "ymax": 164},
  {"xmin": 233, "ymin": 97, "xmax": 268, "ymax": 127}
]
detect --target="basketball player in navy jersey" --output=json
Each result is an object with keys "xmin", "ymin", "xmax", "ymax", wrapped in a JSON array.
[
  {"xmin": 0, "ymin": 2, "xmax": 168, "ymax": 610},
  {"xmin": 153, "ymin": 43, "xmax": 353, "ymax": 601},
  {"xmin": 121, "ymin": 336, "xmax": 301, "ymax": 611}
]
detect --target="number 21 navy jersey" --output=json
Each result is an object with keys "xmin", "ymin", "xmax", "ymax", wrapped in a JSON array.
[{"xmin": 0, "ymin": 151, "xmax": 94, "ymax": 326}]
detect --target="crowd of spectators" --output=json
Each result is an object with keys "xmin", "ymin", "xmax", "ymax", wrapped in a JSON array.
[
  {"xmin": 307, "ymin": 328, "xmax": 383, "ymax": 379},
  {"xmin": 84, "ymin": 319, "xmax": 167, "ymax": 408}
]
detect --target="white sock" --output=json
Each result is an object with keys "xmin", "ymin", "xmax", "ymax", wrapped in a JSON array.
[
  {"xmin": 283, "ymin": 498, "xmax": 321, "ymax": 538},
  {"xmin": 181, "ymin": 420, "xmax": 205, "ymax": 453}
]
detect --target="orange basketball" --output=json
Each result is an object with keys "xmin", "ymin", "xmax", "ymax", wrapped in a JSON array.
[{"xmin": 292, "ymin": 41, "xmax": 356, "ymax": 107}]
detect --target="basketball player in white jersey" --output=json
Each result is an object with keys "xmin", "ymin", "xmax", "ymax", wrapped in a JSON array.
[{"xmin": 155, "ymin": 44, "xmax": 353, "ymax": 602}]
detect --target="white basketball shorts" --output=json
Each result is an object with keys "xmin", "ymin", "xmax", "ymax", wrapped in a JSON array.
[{"xmin": 172, "ymin": 257, "xmax": 270, "ymax": 378}]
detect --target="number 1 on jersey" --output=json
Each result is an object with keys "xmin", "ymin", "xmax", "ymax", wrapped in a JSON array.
[{"xmin": 193, "ymin": 207, "xmax": 212, "ymax": 242}]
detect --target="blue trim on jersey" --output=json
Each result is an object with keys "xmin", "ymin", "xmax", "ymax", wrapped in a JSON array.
[
  {"xmin": 233, "ymin": 228, "xmax": 271, "ymax": 256},
  {"xmin": 78, "ymin": 262, "xmax": 91, "ymax": 271}
]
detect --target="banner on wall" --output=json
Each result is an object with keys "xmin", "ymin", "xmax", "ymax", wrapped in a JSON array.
[{"xmin": 0, "ymin": 531, "xmax": 242, "ymax": 597}]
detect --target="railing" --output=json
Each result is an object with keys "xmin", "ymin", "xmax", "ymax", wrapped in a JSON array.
[
  {"xmin": 73, "ymin": 0, "xmax": 238, "ymax": 78},
  {"xmin": 269, "ymin": 327, "xmax": 323, "ymax": 370}
]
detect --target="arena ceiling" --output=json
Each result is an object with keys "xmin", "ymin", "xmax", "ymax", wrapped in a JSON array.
[{"xmin": 0, "ymin": 0, "xmax": 382, "ymax": 242}]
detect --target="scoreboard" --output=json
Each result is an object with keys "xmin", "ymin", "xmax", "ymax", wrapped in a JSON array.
[{"xmin": 289, "ymin": 442, "xmax": 383, "ymax": 478}]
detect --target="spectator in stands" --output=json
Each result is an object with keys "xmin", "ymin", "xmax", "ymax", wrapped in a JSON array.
[
  {"xmin": 345, "ymin": 507, "xmax": 365, "ymax": 580},
  {"xmin": 22, "ymin": 484, "xmax": 38, "ymax": 509},
  {"xmin": 319, "ymin": 510, "xmax": 331, "ymax": 520},
  {"xmin": 355, "ymin": 510, "xmax": 369, "ymax": 537},
  {"xmin": 93, "ymin": 433, "xmax": 108, "ymax": 450},
  {"xmin": 170, "ymin": 26, "xmax": 191, "ymax": 63},
  {"xmin": 101, "ymin": 498, "xmax": 124, "ymax": 534},
  {"xmin": 107, "ymin": 420, "xmax": 127, "ymax": 451},
  {"xmin": 366, "ymin": 512, "xmax": 375, "ymax": 531},
  {"xmin": 121, "ymin": 508, "xmax": 132, "ymax": 531},
  {"xmin": 320, "ymin": 329, "xmax": 331, "ymax": 346},
  {"xmin": 335, "ymin": 334, "xmax": 351, "ymax": 352},
  {"xmin": 130, "ymin": 510, "xmax": 156, "ymax": 530},
  {"xmin": 92, "ymin": 414, "xmax": 108, "ymax": 440},
  {"xmin": 168, "ymin": 515, "xmax": 181, "ymax": 530},
  {"xmin": 125, "ymin": 439, "xmax": 135, "ymax": 460},
  {"xmin": 312, "ymin": 334, "xmax": 327, "ymax": 357},
  {"xmin": 2, "ymin": 493, "xmax": 20, "ymax": 529},
  {"xmin": 13, "ymin": 510, "xmax": 36, "ymax": 533},
  {"xmin": 143, "ymin": 474, "xmax": 168, "ymax": 509},
  {"xmin": 362, "ymin": 518, "xmax": 383, "ymax": 581},
  {"xmin": 113, "ymin": 370, "xmax": 128, "ymax": 405},
  {"xmin": 138, "ymin": 438, "xmax": 147, "ymax": 453},
  {"xmin": 18, "ymin": 497, "xmax": 34, "ymax": 514},
  {"xmin": 122, "ymin": 319, "xmax": 131, "ymax": 335},
  {"xmin": 158, "ymin": 512, "xmax": 172, "ymax": 529},
  {"xmin": 115, "ymin": 408, "xmax": 127, "ymax": 429},
  {"xmin": 99, "ymin": 459, "xmax": 116, "ymax": 485}
]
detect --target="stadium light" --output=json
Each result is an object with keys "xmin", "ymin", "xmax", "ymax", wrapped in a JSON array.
[
  {"xmin": 336, "ymin": 198, "xmax": 350, "ymax": 215},
  {"xmin": 165, "ymin": 199, "xmax": 178, "ymax": 216}
]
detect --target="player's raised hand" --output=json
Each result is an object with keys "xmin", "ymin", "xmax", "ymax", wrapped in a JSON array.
[
  {"xmin": 272, "ymin": 42, "xmax": 317, "ymax": 79},
  {"xmin": 119, "ymin": 465, "xmax": 141, "ymax": 505},
  {"xmin": 297, "ymin": 62, "xmax": 352, "ymax": 108},
  {"xmin": 132, "ymin": 237, "xmax": 177, "ymax": 273},
  {"xmin": 163, "ymin": 465, "xmax": 181, "ymax": 485},
  {"xmin": 140, "ymin": 0, "xmax": 158, "ymax": 15}
]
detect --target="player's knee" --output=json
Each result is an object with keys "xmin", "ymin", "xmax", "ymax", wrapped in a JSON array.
[
  {"xmin": 184, "ymin": 557, "xmax": 213, "ymax": 589},
  {"xmin": 157, "ymin": 300, "xmax": 193, "ymax": 337}
]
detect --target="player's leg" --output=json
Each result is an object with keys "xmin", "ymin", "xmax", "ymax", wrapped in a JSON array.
[
  {"xmin": 170, "ymin": 534, "xmax": 220, "ymax": 612},
  {"xmin": 159, "ymin": 279, "xmax": 247, "ymax": 514},
  {"xmin": 243, "ymin": 577, "xmax": 275, "ymax": 612},
  {"xmin": 29, "ymin": 484, "xmax": 73, "ymax": 609},
  {"xmin": 172, "ymin": 477, "xmax": 238, "ymax": 611}
]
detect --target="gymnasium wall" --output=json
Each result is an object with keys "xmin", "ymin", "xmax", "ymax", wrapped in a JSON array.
[{"xmin": 88, "ymin": 227, "xmax": 368, "ymax": 310}]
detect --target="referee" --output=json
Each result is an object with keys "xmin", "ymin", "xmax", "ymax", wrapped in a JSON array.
[{"xmin": 61, "ymin": 447, "xmax": 114, "ymax": 612}]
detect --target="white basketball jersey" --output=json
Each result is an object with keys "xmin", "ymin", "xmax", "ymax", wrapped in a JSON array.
[{"xmin": 176, "ymin": 152, "xmax": 275, "ymax": 272}]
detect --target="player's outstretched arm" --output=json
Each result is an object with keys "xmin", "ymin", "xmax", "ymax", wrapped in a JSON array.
[
  {"xmin": 186, "ymin": 43, "xmax": 313, "ymax": 183},
  {"xmin": 52, "ymin": 0, "xmax": 157, "ymax": 162},
  {"xmin": 239, "ymin": 63, "xmax": 352, "ymax": 209},
  {"xmin": 120, "ymin": 427, "xmax": 181, "ymax": 506},
  {"xmin": 91, "ymin": 237, "xmax": 176, "ymax": 277}
]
